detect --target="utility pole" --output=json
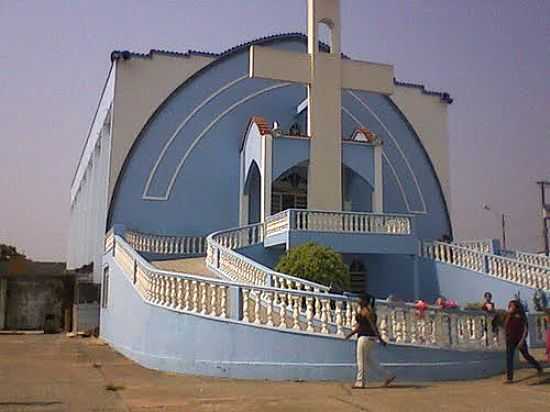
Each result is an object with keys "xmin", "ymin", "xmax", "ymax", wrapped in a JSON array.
[
  {"xmin": 537, "ymin": 181, "xmax": 550, "ymax": 256},
  {"xmin": 483, "ymin": 204, "xmax": 508, "ymax": 251}
]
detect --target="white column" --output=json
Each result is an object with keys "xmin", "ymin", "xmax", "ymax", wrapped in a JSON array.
[
  {"xmin": 373, "ymin": 141, "xmax": 384, "ymax": 212},
  {"xmin": 260, "ymin": 134, "xmax": 272, "ymax": 221},
  {"xmin": 239, "ymin": 151, "xmax": 249, "ymax": 225}
]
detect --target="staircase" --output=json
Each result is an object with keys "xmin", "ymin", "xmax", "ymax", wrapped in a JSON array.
[
  {"xmin": 99, "ymin": 211, "xmax": 548, "ymax": 381},
  {"xmin": 423, "ymin": 241, "xmax": 550, "ymax": 291}
]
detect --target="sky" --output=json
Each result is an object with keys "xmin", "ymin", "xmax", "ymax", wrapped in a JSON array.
[{"xmin": 0, "ymin": 0, "xmax": 548, "ymax": 261}]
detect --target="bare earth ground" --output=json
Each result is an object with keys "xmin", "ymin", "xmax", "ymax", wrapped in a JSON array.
[{"xmin": 0, "ymin": 335, "xmax": 548, "ymax": 412}]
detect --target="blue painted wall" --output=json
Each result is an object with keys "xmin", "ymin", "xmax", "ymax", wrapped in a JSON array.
[
  {"xmin": 286, "ymin": 232, "xmax": 418, "ymax": 255},
  {"xmin": 272, "ymin": 138, "xmax": 309, "ymax": 180},
  {"xmin": 417, "ymin": 258, "xmax": 545, "ymax": 311},
  {"xmin": 101, "ymin": 253, "xmax": 506, "ymax": 381},
  {"xmin": 238, "ymin": 244, "xmax": 283, "ymax": 268},
  {"xmin": 345, "ymin": 170, "xmax": 373, "ymax": 212},
  {"xmin": 109, "ymin": 36, "xmax": 451, "ymax": 243},
  {"xmin": 360, "ymin": 254, "xmax": 417, "ymax": 301}
]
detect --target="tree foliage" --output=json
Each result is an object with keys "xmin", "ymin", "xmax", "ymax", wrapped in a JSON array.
[
  {"xmin": 0, "ymin": 244, "xmax": 22, "ymax": 262},
  {"xmin": 275, "ymin": 242, "xmax": 350, "ymax": 290}
]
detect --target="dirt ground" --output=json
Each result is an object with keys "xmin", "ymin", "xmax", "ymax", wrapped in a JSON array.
[{"xmin": 0, "ymin": 334, "xmax": 548, "ymax": 412}]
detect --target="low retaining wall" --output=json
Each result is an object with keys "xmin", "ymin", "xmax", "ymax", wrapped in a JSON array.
[{"xmin": 101, "ymin": 254, "xmax": 507, "ymax": 381}]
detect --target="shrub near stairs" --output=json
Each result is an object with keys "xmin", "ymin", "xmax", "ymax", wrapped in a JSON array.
[{"xmin": 275, "ymin": 242, "xmax": 351, "ymax": 291}]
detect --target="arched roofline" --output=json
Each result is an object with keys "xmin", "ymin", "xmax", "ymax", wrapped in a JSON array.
[{"xmin": 108, "ymin": 32, "xmax": 452, "ymax": 228}]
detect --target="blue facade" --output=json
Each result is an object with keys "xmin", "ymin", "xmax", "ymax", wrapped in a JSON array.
[
  {"xmin": 101, "ymin": 253, "xmax": 507, "ymax": 382},
  {"xmin": 108, "ymin": 36, "xmax": 451, "ymax": 242}
]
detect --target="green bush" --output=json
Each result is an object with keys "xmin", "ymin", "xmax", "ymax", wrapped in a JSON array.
[
  {"xmin": 275, "ymin": 242, "xmax": 350, "ymax": 290},
  {"xmin": 463, "ymin": 302, "xmax": 484, "ymax": 311}
]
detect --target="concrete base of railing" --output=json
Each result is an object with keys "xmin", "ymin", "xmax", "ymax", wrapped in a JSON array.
[{"xmin": 101, "ymin": 253, "xmax": 510, "ymax": 382}]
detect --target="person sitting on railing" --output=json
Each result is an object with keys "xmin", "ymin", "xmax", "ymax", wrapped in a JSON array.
[
  {"xmin": 481, "ymin": 292, "xmax": 495, "ymax": 312},
  {"xmin": 345, "ymin": 301, "xmax": 396, "ymax": 389},
  {"xmin": 481, "ymin": 292, "xmax": 500, "ymax": 334},
  {"xmin": 503, "ymin": 300, "xmax": 543, "ymax": 383}
]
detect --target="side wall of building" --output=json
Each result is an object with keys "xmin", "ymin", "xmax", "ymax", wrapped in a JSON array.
[{"xmin": 68, "ymin": 53, "xmax": 214, "ymax": 280}]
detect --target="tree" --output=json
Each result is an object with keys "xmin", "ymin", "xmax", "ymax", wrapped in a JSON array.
[
  {"xmin": 275, "ymin": 242, "xmax": 350, "ymax": 290},
  {"xmin": 0, "ymin": 244, "xmax": 22, "ymax": 262}
]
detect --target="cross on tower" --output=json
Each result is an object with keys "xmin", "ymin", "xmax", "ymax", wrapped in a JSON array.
[{"xmin": 249, "ymin": 0, "xmax": 394, "ymax": 210}]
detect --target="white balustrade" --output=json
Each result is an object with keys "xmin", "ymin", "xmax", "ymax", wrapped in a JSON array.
[
  {"xmin": 516, "ymin": 251, "xmax": 550, "ymax": 268},
  {"xmin": 265, "ymin": 209, "xmax": 412, "ymax": 236},
  {"xmin": 124, "ymin": 230, "xmax": 206, "ymax": 257},
  {"xmin": 453, "ymin": 240, "xmax": 493, "ymax": 254},
  {"xmin": 264, "ymin": 210, "xmax": 290, "ymax": 237},
  {"xmin": 111, "ymin": 233, "xmax": 508, "ymax": 352},
  {"xmin": 424, "ymin": 241, "xmax": 550, "ymax": 291},
  {"xmin": 206, "ymin": 223, "xmax": 331, "ymax": 293}
]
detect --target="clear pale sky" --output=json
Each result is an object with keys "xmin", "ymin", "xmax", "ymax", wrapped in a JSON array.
[{"xmin": 0, "ymin": 0, "xmax": 548, "ymax": 261}]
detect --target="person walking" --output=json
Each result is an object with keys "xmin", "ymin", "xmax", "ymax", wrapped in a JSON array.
[
  {"xmin": 345, "ymin": 302, "xmax": 395, "ymax": 389},
  {"xmin": 504, "ymin": 300, "xmax": 543, "ymax": 383}
]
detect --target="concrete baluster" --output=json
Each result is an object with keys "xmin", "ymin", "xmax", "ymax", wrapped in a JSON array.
[
  {"xmin": 175, "ymin": 278, "xmax": 183, "ymax": 310},
  {"xmin": 335, "ymin": 301, "xmax": 344, "ymax": 336},
  {"xmin": 266, "ymin": 291, "xmax": 274, "ymax": 327},
  {"xmin": 409, "ymin": 308, "xmax": 417, "ymax": 344},
  {"xmin": 314, "ymin": 290, "xmax": 321, "ymax": 320},
  {"xmin": 191, "ymin": 280, "xmax": 199, "ymax": 312},
  {"xmin": 345, "ymin": 301, "xmax": 353, "ymax": 329},
  {"xmin": 306, "ymin": 296, "xmax": 314, "ymax": 332},
  {"xmin": 242, "ymin": 289, "xmax": 250, "ymax": 322},
  {"xmin": 378, "ymin": 307, "xmax": 389, "ymax": 341},
  {"xmin": 290, "ymin": 295, "xmax": 299, "ymax": 330},
  {"xmin": 394, "ymin": 308, "xmax": 403, "ymax": 343},
  {"xmin": 253, "ymin": 290, "xmax": 261, "ymax": 324},
  {"xmin": 279, "ymin": 293, "xmax": 288, "ymax": 328},
  {"xmin": 209, "ymin": 285, "xmax": 217, "ymax": 316},
  {"xmin": 320, "ymin": 299, "xmax": 329, "ymax": 334}
]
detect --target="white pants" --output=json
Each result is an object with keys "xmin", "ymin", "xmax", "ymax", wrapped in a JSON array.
[{"xmin": 355, "ymin": 336, "xmax": 391, "ymax": 387}]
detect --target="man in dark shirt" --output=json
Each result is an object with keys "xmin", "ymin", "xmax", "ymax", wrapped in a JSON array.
[{"xmin": 504, "ymin": 300, "xmax": 543, "ymax": 383}]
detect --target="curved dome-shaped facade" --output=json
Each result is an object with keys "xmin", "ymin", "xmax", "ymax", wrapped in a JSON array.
[{"xmin": 108, "ymin": 35, "xmax": 451, "ymax": 241}]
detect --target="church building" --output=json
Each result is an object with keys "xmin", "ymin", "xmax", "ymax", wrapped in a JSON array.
[{"xmin": 68, "ymin": 0, "xmax": 548, "ymax": 381}]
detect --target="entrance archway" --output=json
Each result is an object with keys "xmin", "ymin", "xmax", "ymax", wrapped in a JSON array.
[
  {"xmin": 271, "ymin": 161, "xmax": 308, "ymax": 214},
  {"xmin": 244, "ymin": 161, "xmax": 261, "ymax": 224}
]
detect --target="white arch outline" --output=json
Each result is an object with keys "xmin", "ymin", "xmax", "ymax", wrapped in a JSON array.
[
  {"xmin": 144, "ymin": 82, "xmax": 293, "ymax": 201},
  {"xmin": 346, "ymin": 90, "xmax": 427, "ymax": 214},
  {"xmin": 140, "ymin": 82, "xmax": 428, "ymax": 212},
  {"xmin": 143, "ymin": 75, "xmax": 248, "ymax": 199}
]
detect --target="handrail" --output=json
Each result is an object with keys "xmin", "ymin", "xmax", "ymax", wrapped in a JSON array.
[
  {"xmin": 125, "ymin": 230, "xmax": 206, "ymax": 256},
  {"xmin": 516, "ymin": 251, "xmax": 550, "ymax": 268},
  {"xmin": 265, "ymin": 209, "xmax": 413, "ymax": 237},
  {"xmin": 423, "ymin": 241, "xmax": 550, "ymax": 291},
  {"xmin": 453, "ymin": 240, "xmax": 494, "ymax": 255},
  {"xmin": 109, "ymin": 234, "xmax": 506, "ymax": 350},
  {"xmin": 206, "ymin": 223, "xmax": 331, "ymax": 293}
]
